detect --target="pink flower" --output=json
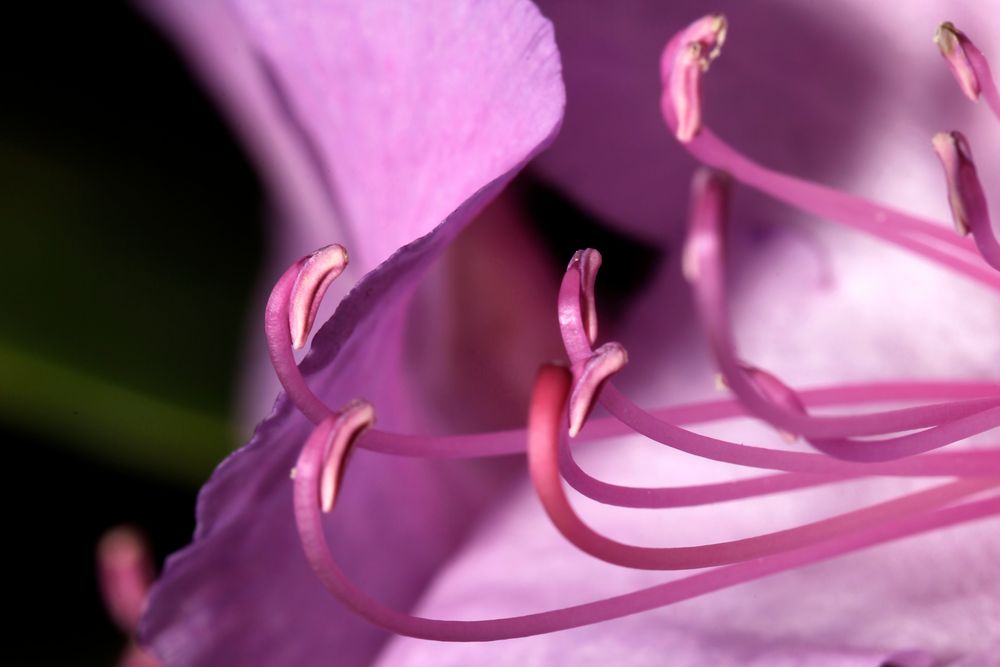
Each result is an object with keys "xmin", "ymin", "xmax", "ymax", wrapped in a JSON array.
[{"xmin": 140, "ymin": 1, "xmax": 1000, "ymax": 665}]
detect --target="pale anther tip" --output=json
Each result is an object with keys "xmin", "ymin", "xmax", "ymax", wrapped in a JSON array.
[
  {"xmin": 934, "ymin": 22, "xmax": 959, "ymax": 49},
  {"xmin": 668, "ymin": 15, "xmax": 728, "ymax": 144},
  {"xmin": 320, "ymin": 400, "xmax": 375, "ymax": 513},
  {"xmin": 713, "ymin": 372, "xmax": 728, "ymax": 392},
  {"xmin": 934, "ymin": 22, "xmax": 982, "ymax": 102},
  {"xmin": 568, "ymin": 342, "xmax": 628, "ymax": 438},
  {"xmin": 289, "ymin": 243, "xmax": 350, "ymax": 350},
  {"xmin": 931, "ymin": 129, "xmax": 976, "ymax": 237}
]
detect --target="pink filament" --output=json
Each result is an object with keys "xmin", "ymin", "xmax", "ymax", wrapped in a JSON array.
[
  {"xmin": 561, "ymin": 249, "xmax": 1000, "ymax": 439},
  {"xmin": 530, "ymin": 365, "xmax": 999, "ymax": 570},
  {"xmin": 603, "ymin": 383, "xmax": 1000, "ymax": 475},
  {"xmin": 265, "ymin": 248, "xmax": 994, "ymax": 468},
  {"xmin": 557, "ymin": 258, "xmax": 1000, "ymax": 474},
  {"xmin": 659, "ymin": 17, "xmax": 1000, "ymax": 291},
  {"xmin": 292, "ymin": 367, "xmax": 1000, "ymax": 641},
  {"xmin": 357, "ymin": 380, "xmax": 1000, "ymax": 462},
  {"xmin": 682, "ymin": 169, "xmax": 1000, "ymax": 461},
  {"xmin": 558, "ymin": 445, "xmax": 848, "ymax": 509},
  {"xmin": 687, "ymin": 129, "xmax": 1000, "ymax": 288}
]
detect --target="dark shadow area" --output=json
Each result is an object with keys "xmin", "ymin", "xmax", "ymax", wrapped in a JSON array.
[
  {"xmin": 522, "ymin": 177, "xmax": 663, "ymax": 324},
  {"xmin": 2, "ymin": 3, "xmax": 264, "ymax": 663},
  {"xmin": 3, "ymin": 422, "xmax": 199, "ymax": 666}
]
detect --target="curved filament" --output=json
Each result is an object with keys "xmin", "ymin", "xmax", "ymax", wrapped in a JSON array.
[
  {"xmin": 659, "ymin": 16, "xmax": 1000, "ymax": 291},
  {"xmin": 530, "ymin": 366, "xmax": 998, "ymax": 570},
  {"xmin": 683, "ymin": 169, "xmax": 1000, "ymax": 460},
  {"xmin": 291, "ymin": 367, "xmax": 1000, "ymax": 641}
]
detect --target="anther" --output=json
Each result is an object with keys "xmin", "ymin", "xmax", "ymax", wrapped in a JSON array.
[
  {"xmin": 738, "ymin": 362, "xmax": 807, "ymax": 443},
  {"xmin": 265, "ymin": 244, "xmax": 351, "ymax": 423},
  {"xmin": 289, "ymin": 244, "xmax": 349, "ymax": 350},
  {"xmin": 568, "ymin": 342, "xmax": 628, "ymax": 437},
  {"xmin": 932, "ymin": 130, "xmax": 986, "ymax": 237},
  {"xmin": 935, "ymin": 22, "xmax": 982, "ymax": 102},
  {"xmin": 664, "ymin": 14, "xmax": 727, "ymax": 143},
  {"xmin": 567, "ymin": 249, "xmax": 602, "ymax": 345},
  {"xmin": 319, "ymin": 400, "xmax": 375, "ymax": 513}
]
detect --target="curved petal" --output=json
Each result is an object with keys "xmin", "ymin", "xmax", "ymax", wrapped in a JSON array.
[
  {"xmin": 139, "ymin": 0, "xmax": 357, "ymax": 425},
  {"xmin": 139, "ymin": 0, "xmax": 340, "ymax": 253},
  {"xmin": 139, "ymin": 1, "xmax": 565, "ymax": 665}
]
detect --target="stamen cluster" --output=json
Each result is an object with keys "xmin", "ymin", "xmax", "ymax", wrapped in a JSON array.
[{"xmin": 260, "ymin": 15, "xmax": 1000, "ymax": 644}]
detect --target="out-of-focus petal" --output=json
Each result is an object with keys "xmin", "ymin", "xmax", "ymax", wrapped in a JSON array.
[
  {"xmin": 531, "ymin": 1, "xmax": 1000, "ymax": 243},
  {"xmin": 140, "ymin": 0, "xmax": 356, "ymax": 425},
  {"xmin": 139, "ymin": 1, "xmax": 564, "ymax": 665},
  {"xmin": 140, "ymin": 0, "xmax": 338, "ymax": 252}
]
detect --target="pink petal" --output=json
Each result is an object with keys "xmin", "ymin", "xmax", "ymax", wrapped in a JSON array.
[{"xmin": 140, "ymin": 1, "xmax": 564, "ymax": 665}]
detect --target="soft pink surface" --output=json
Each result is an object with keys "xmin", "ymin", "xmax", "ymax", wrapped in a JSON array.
[{"xmin": 140, "ymin": 1, "xmax": 564, "ymax": 666}]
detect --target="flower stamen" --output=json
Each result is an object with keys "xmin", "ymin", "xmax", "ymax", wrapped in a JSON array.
[
  {"xmin": 355, "ymin": 380, "xmax": 1000, "ymax": 461},
  {"xmin": 291, "ymin": 365, "xmax": 1000, "ymax": 640},
  {"xmin": 568, "ymin": 342, "xmax": 628, "ymax": 438},
  {"xmin": 932, "ymin": 131, "xmax": 1000, "ymax": 270},
  {"xmin": 289, "ymin": 244, "xmax": 349, "ymax": 351},
  {"xmin": 558, "ymin": 439, "xmax": 849, "ymax": 508},
  {"xmin": 559, "ymin": 243, "xmax": 1000, "ymax": 473},
  {"xmin": 559, "ymin": 249, "xmax": 603, "ymax": 363},
  {"xmin": 265, "ymin": 244, "xmax": 349, "ymax": 423},
  {"xmin": 684, "ymin": 168, "xmax": 1000, "ymax": 455},
  {"xmin": 661, "ymin": 15, "xmax": 1000, "ymax": 292},
  {"xmin": 934, "ymin": 22, "xmax": 1000, "ymax": 122},
  {"xmin": 662, "ymin": 14, "xmax": 727, "ymax": 143},
  {"xmin": 935, "ymin": 22, "xmax": 983, "ymax": 102},
  {"xmin": 529, "ymin": 367, "xmax": 999, "ymax": 570},
  {"xmin": 318, "ymin": 400, "xmax": 375, "ymax": 513}
]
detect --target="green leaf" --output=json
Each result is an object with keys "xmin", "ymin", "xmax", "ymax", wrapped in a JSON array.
[{"xmin": 0, "ymin": 342, "xmax": 235, "ymax": 482}]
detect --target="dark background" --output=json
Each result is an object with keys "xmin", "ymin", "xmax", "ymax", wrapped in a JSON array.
[
  {"xmin": 1, "ymin": 5, "xmax": 669, "ymax": 665},
  {"xmin": 4, "ymin": 4, "xmax": 262, "ymax": 664}
]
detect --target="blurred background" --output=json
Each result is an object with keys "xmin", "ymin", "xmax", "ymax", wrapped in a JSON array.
[{"xmin": 4, "ymin": 3, "xmax": 261, "ymax": 664}]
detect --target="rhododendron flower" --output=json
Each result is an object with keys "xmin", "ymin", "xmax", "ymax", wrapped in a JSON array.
[{"xmin": 139, "ymin": 1, "xmax": 1000, "ymax": 666}]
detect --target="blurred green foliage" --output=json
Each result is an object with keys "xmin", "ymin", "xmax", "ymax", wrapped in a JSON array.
[{"xmin": 1, "ymin": 4, "xmax": 263, "ymax": 483}]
